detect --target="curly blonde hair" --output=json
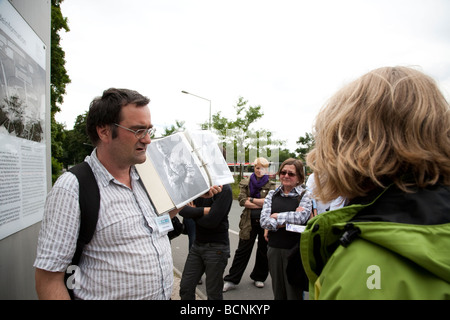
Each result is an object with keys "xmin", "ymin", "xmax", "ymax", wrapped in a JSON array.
[
  {"xmin": 307, "ymin": 66, "xmax": 450, "ymax": 202},
  {"xmin": 254, "ymin": 157, "xmax": 270, "ymax": 168}
]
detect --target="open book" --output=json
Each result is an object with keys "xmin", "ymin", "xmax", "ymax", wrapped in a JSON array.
[{"xmin": 135, "ymin": 130, "xmax": 234, "ymax": 215}]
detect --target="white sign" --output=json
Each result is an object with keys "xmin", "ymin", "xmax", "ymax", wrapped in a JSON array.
[{"xmin": 0, "ymin": 0, "xmax": 47, "ymax": 239}]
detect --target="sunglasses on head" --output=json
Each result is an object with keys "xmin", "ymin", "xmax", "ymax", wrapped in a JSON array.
[{"xmin": 280, "ymin": 170, "xmax": 296, "ymax": 177}]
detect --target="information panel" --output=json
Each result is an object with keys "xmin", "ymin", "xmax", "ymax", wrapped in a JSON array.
[{"xmin": 0, "ymin": 0, "xmax": 47, "ymax": 239}]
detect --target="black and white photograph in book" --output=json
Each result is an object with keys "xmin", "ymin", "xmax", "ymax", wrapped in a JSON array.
[
  {"xmin": 136, "ymin": 130, "xmax": 235, "ymax": 215},
  {"xmin": 149, "ymin": 132, "xmax": 209, "ymax": 208}
]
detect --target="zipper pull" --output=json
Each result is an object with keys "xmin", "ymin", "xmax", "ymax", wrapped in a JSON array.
[{"xmin": 339, "ymin": 223, "xmax": 361, "ymax": 247}]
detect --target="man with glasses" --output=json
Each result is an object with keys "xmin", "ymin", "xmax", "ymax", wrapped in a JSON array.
[{"xmin": 34, "ymin": 88, "xmax": 218, "ymax": 299}]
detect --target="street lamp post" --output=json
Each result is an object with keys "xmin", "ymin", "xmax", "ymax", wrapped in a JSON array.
[{"xmin": 181, "ymin": 90, "xmax": 211, "ymax": 130}]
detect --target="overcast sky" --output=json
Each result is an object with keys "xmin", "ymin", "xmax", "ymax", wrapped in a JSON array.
[{"xmin": 57, "ymin": 0, "xmax": 450, "ymax": 151}]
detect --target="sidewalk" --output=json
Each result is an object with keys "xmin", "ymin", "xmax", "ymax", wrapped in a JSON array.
[
  {"xmin": 171, "ymin": 271, "xmax": 182, "ymax": 300},
  {"xmin": 171, "ymin": 268, "xmax": 205, "ymax": 300}
]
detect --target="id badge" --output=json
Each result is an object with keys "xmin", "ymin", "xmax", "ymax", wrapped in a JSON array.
[
  {"xmin": 155, "ymin": 214, "xmax": 174, "ymax": 233},
  {"xmin": 286, "ymin": 223, "xmax": 306, "ymax": 233}
]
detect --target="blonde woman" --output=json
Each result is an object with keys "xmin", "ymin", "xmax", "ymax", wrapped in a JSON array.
[{"xmin": 302, "ymin": 66, "xmax": 450, "ymax": 299}]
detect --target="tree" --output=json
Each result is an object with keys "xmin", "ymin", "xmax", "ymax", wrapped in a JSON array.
[
  {"xmin": 208, "ymin": 97, "xmax": 282, "ymax": 181},
  {"xmin": 161, "ymin": 120, "xmax": 185, "ymax": 137},
  {"xmin": 204, "ymin": 97, "xmax": 263, "ymax": 137},
  {"xmin": 50, "ymin": 0, "xmax": 71, "ymax": 181},
  {"xmin": 296, "ymin": 132, "xmax": 315, "ymax": 175},
  {"xmin": 62, "ymin": 112, "xmax": 92, "ymax": 168},
  {"xmin": 51, "ymin": 0, "xmax": 71, "ymax": 115},
  {"xmin": 279, "ymin": 148, "xmax": 296, "ymax": 163},
  {"xmin": 295, "ymin": 132, "xmax": 315, "ymax": 161}
]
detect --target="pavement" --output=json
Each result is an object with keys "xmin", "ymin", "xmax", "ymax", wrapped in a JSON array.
[
  {"xmin": 171, "ymin": 267, "xmax": 205, "ymax": 300},
  {"xmin": 171, "ymin": 270, "xmax": 183, "ymax": 300}
]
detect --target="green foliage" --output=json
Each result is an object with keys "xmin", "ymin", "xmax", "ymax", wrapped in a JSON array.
[
  {"xmin": 62, "ymin": 112, "xmax": 93, "ymax": 167},
  {"xmin": 206, "ymin": 96, "xmax": 283, "ymax": 181},
  {"xmin": 51, "ymin": 117, "xmax": 66, "ymax": 159},
  {"xmin": 230, "ymin": 176, "xmax": 240, "ymax": 200},
  {"xmin": 161, "ymin": 120, "xmax": 185, "ymax": 137},
  {"xmin": 50, "ymin": 0, "xmax": 70, "ymax": 115},
  {"xmin": 295, "ymin": 132, "xmax": 315, "ymax": 161},
  {"xmin": 205, "ymin": 97, "xmax": 264, "ymax": 137},
  {"xmin": 50, "ymin": 0, "xmax": 71, "ymax": 182},
  {"xmin": 51, "ymin": 156, "xmax": 64, "ymax": 183},
  {"xmin": 279, "ymin": 148, "xmax": 296, "ymax": 163},
  {"xmin": 296, "ymin": 132, "xmax": 315, "ymax": 174}
]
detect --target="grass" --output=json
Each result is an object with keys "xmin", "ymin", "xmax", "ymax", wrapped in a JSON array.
[{"xmin": 230, "ymin": 176, "xmax": 240, "ymax": 200}]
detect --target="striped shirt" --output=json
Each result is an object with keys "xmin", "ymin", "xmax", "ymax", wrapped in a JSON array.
[
  {"xmin": 260, "ymin": 185, "xmax": 313, "ymax": 231},
  {"xmin": 34, "ymin": 150, "xmax": 173, "ymax": 300}
]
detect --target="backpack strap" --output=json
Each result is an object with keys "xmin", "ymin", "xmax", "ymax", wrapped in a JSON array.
[
  {"xmin": 297, "ymin": 184, "xmax": 307, "ymax": 204},
  {"xmin": 65, "ymin": 162, "xmax": 100, "ymax": 298},
  {"xmin": 69, "ymin": 161, "xmax": 100, "ymax": 266}
]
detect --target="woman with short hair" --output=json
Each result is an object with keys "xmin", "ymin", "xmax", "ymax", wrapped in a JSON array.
[{"xmin": 302, "ymin": 66, "xmax": 450, "ymax": 299}]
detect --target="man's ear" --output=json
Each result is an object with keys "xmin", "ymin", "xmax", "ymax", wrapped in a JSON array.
[{"xmin": 96, "ymin": 125, "xmax": 111, "ymax": 143}]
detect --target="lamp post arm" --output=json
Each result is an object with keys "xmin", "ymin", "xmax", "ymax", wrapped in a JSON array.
[
  {"xmin": 181, "ymin": 90, "xmax": 212, "ymax": 130},
  {"xmin": 182, "ymin": 91, "xmax": 210, "ymax": 103}
]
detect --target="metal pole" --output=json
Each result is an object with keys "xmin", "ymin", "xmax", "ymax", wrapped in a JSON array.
[{"xmin": 181, "ymin": 91, "xmax": 211, "ymax": 129}]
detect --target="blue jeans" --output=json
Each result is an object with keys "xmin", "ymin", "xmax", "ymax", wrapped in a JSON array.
[{"xmin": 180, "ymin": 241, "xmax": 230, "ymax": 300}]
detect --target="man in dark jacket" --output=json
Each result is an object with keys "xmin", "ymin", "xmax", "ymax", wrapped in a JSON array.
[{"xmin": 179, "ymin": 184, "xmax": 233, "ymax": 300}]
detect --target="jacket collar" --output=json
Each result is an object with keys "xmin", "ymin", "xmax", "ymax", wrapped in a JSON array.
[{"xmin": 274, "ymin": 184, "xmax": 305, "ymax": 196}]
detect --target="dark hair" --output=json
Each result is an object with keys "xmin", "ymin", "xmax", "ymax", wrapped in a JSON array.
[
  {"xmin": 86, "ymin": 88, "xmax": 150, "ymax": 145},
  {"xmin": 278, "ymin": 158, "xmax": 305, "ymax": 185}
]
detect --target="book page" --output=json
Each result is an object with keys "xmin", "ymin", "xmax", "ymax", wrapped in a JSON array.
[
  {"xmin": 135, "ymin": 156, "xmax": 175, "ymax": 215},
  {"xmin": 146, "ymin": 133, "xmax": 210, "ymax": 209},
  {"xmin": 184, "ymin": 130, "xmax": 234, "ymax": 186}
]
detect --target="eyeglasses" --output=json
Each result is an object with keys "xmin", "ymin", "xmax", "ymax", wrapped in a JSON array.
[
  {"xmin": 280, "ymin": 170, "xmax": 296, "ymax": 177},
  {"xmin": 114, "ymin": 123, "xmax": 155, "ymax": 139}
]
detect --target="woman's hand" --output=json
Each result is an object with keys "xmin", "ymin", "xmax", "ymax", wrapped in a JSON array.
[
  {"xmin": 270, "ymin": 212, "xmax": 286, "ymax": 229},
  {"xmin": 187, "ymin": 201, "xmax": 196, "ymax": 208},
  {"xmin": 245, "ymin": 197, "xmax": 264, "ymax": 209},
  {"xmin": 202, "ymin": 185, "xmax": 223, "ymax": 198}
]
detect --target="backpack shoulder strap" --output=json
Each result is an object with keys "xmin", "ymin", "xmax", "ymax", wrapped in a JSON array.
[
  {"xmin": 69, "ymin": 161, "xmax": 100, "ymax": 266},
  {"xmin": 297, "ymin": 184, "xmax": 307, "ymax": 204}
]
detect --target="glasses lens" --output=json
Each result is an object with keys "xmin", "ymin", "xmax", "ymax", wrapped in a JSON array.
[
  {"xmin": 135, "ymin": 129, "xmax": 146, "ymax": 139},
  {"xmin": 280, "ymin": 171, "xmax": 295, "ymax": 177},
  {"xmin": 136, "ymin": 128, "xmax": 155, "ymax": 139}
]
